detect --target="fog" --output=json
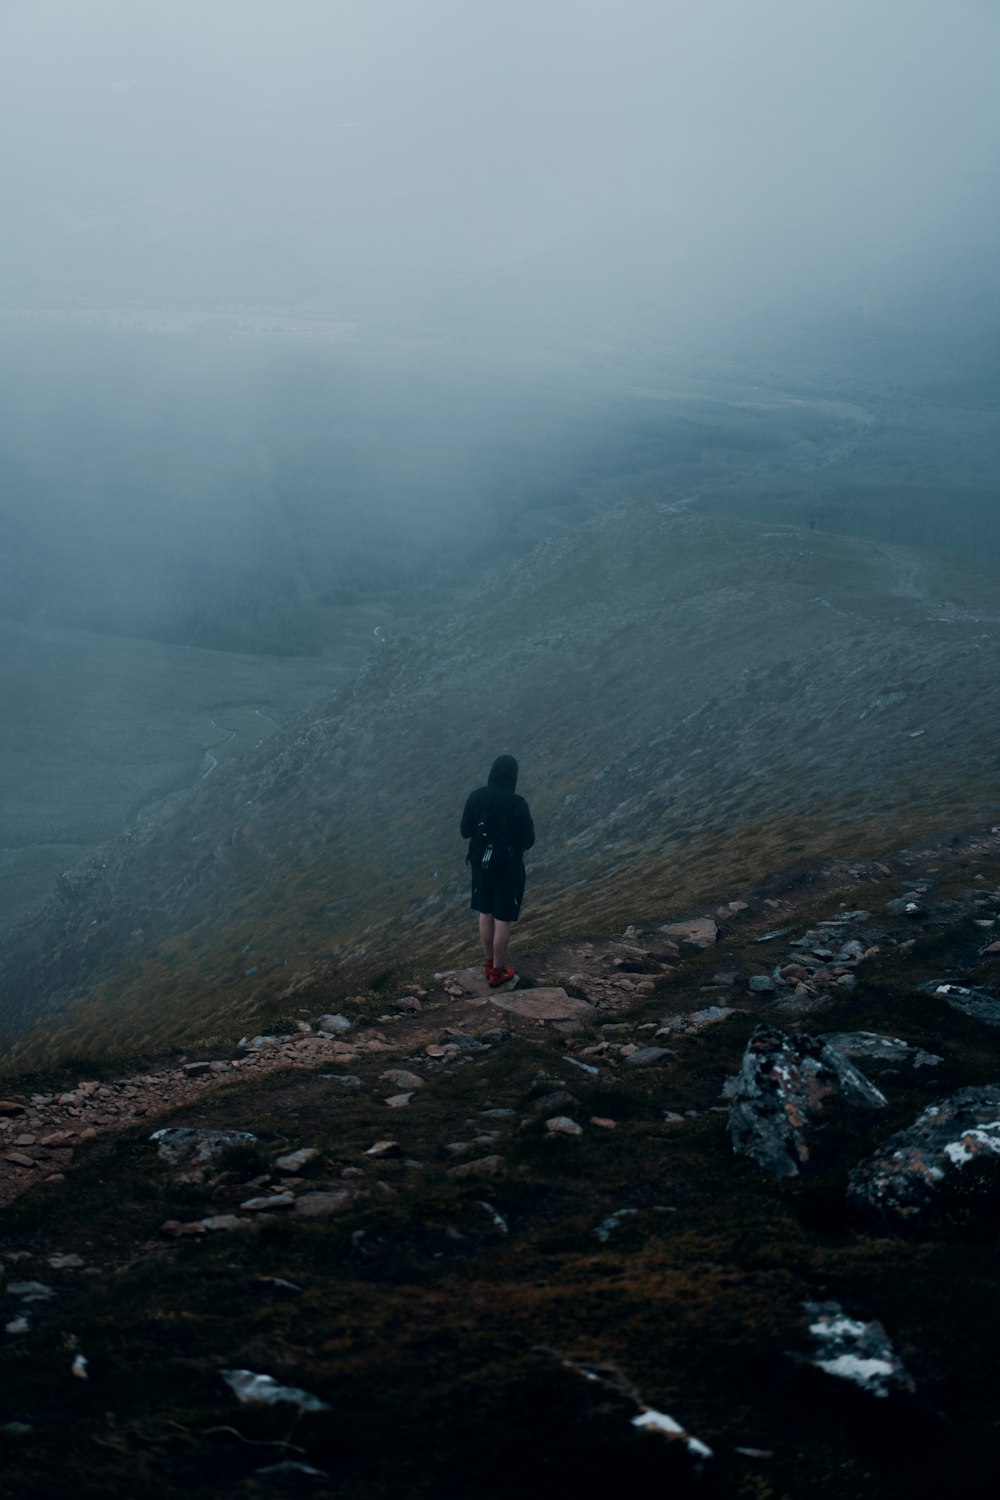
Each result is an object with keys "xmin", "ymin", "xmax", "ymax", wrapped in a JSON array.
[
  {"xmin": 1, "ymin": 0, "xmax": 998, "ymax": 333},
  {"xmin": 2, "ymin": 1, "xmax": 999, "ymax": 931}
]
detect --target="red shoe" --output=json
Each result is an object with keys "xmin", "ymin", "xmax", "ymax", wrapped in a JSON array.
[
  {"xmin": 484, "ymin": 963, "xmax": 494, "ymax": 979},
  {"xmin": 488, "ymin": 965, "xmax": 515, "ymax": 988}
]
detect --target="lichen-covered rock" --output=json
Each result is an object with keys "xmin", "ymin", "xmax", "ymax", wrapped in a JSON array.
[
  {"xmin": 795, "ymin": 1301, "xmax": 915, "ymax": 1398},
  {"xmin": 918, "ymin": 981, "xmax": 1000, "ymax": 1028},
  {"xmin": 150, "ymin": 1127, "xmax": 257, "ymax": 1168},
  {"xmin": 727, "ymin": 1025, "xmax": 887, "ymax": 1178},
  {"xmin": 847, "ymin": 1086, "xmax": 1000, "ymax": 1231},
  {"xmin": 819, "ymin": 1031, "xmax": 942, "ymax": 1073}
]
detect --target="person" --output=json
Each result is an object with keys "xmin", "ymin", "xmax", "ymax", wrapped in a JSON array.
[{"xmin": 460, "ymin": 754, "xmax": 535, "ymax": 987}]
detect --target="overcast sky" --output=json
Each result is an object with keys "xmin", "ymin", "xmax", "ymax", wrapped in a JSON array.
[{"xmin": 1, "ymin": 0, "xmax": 998, "ymax": 335}]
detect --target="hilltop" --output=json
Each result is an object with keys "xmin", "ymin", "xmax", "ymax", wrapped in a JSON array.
[
  {"xmin": 3, "ymin": 502, "xmax": 1000, "ymax": 1067},
  {"xmin": 2, "ymin": 826, "xmax": 1000, "ymax": 1497}
]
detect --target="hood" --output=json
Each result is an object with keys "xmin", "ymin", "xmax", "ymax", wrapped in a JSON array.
[{"xmin": 487, "ymin": 754, "xmax": 518, "ymax": 792}]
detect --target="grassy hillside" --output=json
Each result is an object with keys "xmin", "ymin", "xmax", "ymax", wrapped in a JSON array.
[{"xmin": 3, "ymin": 503, "xmax": 1000, "ymax": 1068}]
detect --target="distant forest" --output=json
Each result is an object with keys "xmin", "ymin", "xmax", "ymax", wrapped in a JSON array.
[{"xmin": 1, "ymin": 319, "xmax": 997, "ymax": 656}]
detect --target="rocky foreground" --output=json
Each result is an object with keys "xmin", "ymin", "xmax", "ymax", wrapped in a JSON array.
[{"xmin": 2, "ymin": 827, "xmax": 1000, "ymax": 1497}]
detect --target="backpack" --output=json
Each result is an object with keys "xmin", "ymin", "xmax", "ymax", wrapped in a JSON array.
[{"xmin": 470, "ymin": 801, "xmax": 514, "ymax": 875}]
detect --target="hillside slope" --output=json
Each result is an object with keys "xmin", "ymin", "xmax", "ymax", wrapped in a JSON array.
[{"xmin": 3, "ymin": 504, "xmax": 1000, "ymax": 1064}]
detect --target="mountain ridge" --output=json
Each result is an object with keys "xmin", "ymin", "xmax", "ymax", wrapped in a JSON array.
[{"xmin": 3, "ymin": 502, "xmax": 1000, "ymax": 1064}]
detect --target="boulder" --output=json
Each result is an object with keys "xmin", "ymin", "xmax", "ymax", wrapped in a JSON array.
[
  {"xmin": 848, "ymin": 1086, "xmax": 1000, "ymax": 1231},
  {"xmin": 727, "ymin": 1026, "xmax": 887, "ymax": 1178}
]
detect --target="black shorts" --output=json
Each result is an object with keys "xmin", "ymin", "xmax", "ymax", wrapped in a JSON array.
[{"xmin": 470, "ymin": 863, "xmax": 525, "ymax": 923}]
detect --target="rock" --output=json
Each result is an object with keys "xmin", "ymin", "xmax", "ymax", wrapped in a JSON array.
[
  {"xmin": 919, "ymin": 981, "xmax": 1000, "ymax": 1027},
  {"xmin": 530, "ymin": 1090, "xmax": 577, "ymax": 1115},
  {"xmin": 199, "ymin": 1215, "xmax": 251, "ymax": 1232},
  {"xmin": 591, "ymin": 1117, "xmax": 617, "ymax": 1129},
  {"xmin": 47, "ymin": 1254, "xmax": 85, "ymax": 1269},
  {"xmin": 273, "ymin": 1148, "xmax": 321, "ymax": 1173},
  {"xmin": 292, "ymin": 1189, "xmax": 353, "ymax": 1216},
  {"xmin": 885, "ymin": 897, "xmax": 926, "ymax": 918},
  {"xmin": 624, "ymin": 1046, "xmax": 673, "ymax": 1068},
  {"xmin": 379, "ymin": 1069, "xmax": 424, "ymax": 1090},
  {"xmin": 658, "ymin": 917, "xmax": 719, "ymax": 950},
  {"xmin": 4, "ymin": 1152, "xmax": 35, "ymax": 1169},
  {"xmin": 324, "ymin": 1074, "xmax": 363, "ymax": 1090},
  {"xmin": 221, "ymin": 1369, "xmax": 330, "ymax": 1412},
  {"xmin": 796, "ymin": 1300, "xmax": 915, "ymax": 1398},
  {"xmin": 315, "ymin": 1013, "xmax": 353, "ymax": 1033},
  {"xmin": 488, "ymin": 988, "xmax": 594, "ymax": 1022},
  {"xmin": 392, "ymin": 996, "xmax": 422, "ymax": 1013},
  {"xmin": 385, "ymin": 1093, "xmax": 413, "ymax": 1108},
  {"xmin": 39, "ymin": 1132, "xmax": 73, "ymax": 1147},
  {"xmin": 364, "ymin": 1140, "xmax": 401, "ymax": 1158},
  {"xmin": 446, "ymin": 1154, "xmax": 505, "ymax": 1180},
  {"xmin": 848, "ymin": 1086, "xmax": 1000, "ymax": 1231},
  {"xmin": 727, "ymin": 1026, "xmax": 887, "ymax": 1179},
  {"xmin": 240, "ymin": 1192, "xmax": 296, "ymax": 1212},
  {"xmin": 181, "ymin": 1062, "xmax": 213, "ymax": 1077},
  {"xmin": 545, "ymin": 1115, "xmax": 583, "ymax": 1136},
  {"xmin": 819, "ymin": 1032, "xmax": 942, "ymax": 1072},
  {"xmin": 7, "ymin": 1281, "xmax": 54, "ymax": 1302},
  {"xmin": 747, "ymin": 974, "xmax": 776, "ymax": 995},
  {"xmin": 0, "ymin": 1101, "xmax": 26, "ymax": 1117},
  {"xmin": 160, "ymin": 1219, "xmax": 209, "ymax": 1238},
  {"xmin": 150, "ymin": 1127, "xmax": 258, "ymax": 1168}
]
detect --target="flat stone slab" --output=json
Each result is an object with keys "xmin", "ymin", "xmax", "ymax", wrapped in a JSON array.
[
  {"xmin": 488, "ymin": 988, "xmax": 595, "ymax": 1022},
  {"xmin": 658, "ymin": 917, "xmax": 719, "ymax": 950}
]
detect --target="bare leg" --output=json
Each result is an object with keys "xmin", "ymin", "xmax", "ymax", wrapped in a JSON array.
[
  {"xmin": 492, "ymin": 919, "xmax": 511, "ymax": 971},
  {"xmin": 479, "ymin": 912, "xmax": 495, "ymax": 967}
]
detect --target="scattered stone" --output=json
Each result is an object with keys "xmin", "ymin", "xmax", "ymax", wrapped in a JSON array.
[
  {"xmin": 624, "ymin": 1046, "xmax": 672, "ymax": 1067},
  {"xmin": 595, "ymin": 1207, "xmax": 638, "ymax": 1241},
  {"xmin": 796, "ymin": 1301, "xmax": 915, "ymax": 1398},
  {"xmin": 221, "ymin": 1369, "xmax": 330, "ymax": 1412},
  {"xmin": 591, "ymin": 1117, "xmax": 617, "ymax": 1129},
  {"xmin": 5, "ymin": 1318, "xmax": 30, "ymax": 1336},
  {"xmin": 848, "ymin": 1086, "xmax": 1000, "ymax": 1231},
  {"xmin": 47, "ymin": 1254, "xmax": 85, "ymax": 1270},
  {"xmin": 727, "ymin": 1026, "xmax": 887, "ymax": 1179},
  {"xmin": 199, "ymin": 1215, "xmax": 251, "ymax": 1232},
  {"xmin": 446, "ymin": 1154, "xmax": 505, "ymax": 1180},
  {"xmin": 658, "ymin": 917, "xmax": 718, "ymax": 950},
  {"xmin": 545, "ymin": 1116, "xmax": 583, "ymax": 1136},
  {"xmin": 392, "ymin": 996, "xmax": 422, "ymax": 1013},
  {"xmin": 3, "ymin": 1153, "xmax": 35, "ymax": 1169},
  {"xmin": 7, "ymin": 1281, "xmax": 54, "ymax": 1302},
  {"xmin": 820, "ymin": 1032, "xmax": 942, "ymax": 1072},
  {"xmin": 364, "ymin": 1140, "xmax": 401, "ymax": 1158},
  {"xmin": 0, "ymin": 1101, "xmax": 27, "ymax": 1117},
  {"xmin": 379, "ymin": 1069, "xmax": 424, "ymax": 1090},
  {"xmin": 150, "ymin": 1127, "xmax": 258, "ymax": 1169},
  {"xmin": 240, "ymin": 1192, "xmax": 296, "ymax": 1212},
  {"xmin": 563, "ymin": 1056, "xmax": 600, "ymax": 1076},
  {"xmin": 292, "ymin": 1189, "xmax": 354, "ymax": 1217},
  {"xmin": 488, "ymin": 988, "xmax": 594, "ymax": 1022},
  {"xmin": 315, "ymin": 1014, "xmax": 352, "ymax": 1033},
  {"xmin": 160, "ymin": 1220, "xmax": 208, "ymax": 1238},
  {"xmin": 181, "ymin": 1062, "xmax": 213, "ymax": 1077},
  {"xmin": 273, "ymin": 1148, "xmax": 321, "ymax": 1173},
  {"xmin": 748, "ymin": 975, "xmax": 777, "ymax": 995},
  {"xmin": 323, "ymin": 1074, "xmax": 363, "ymax": 1090},
  {"xmin": 920, "ymin": 981, "xmax": 1000, "ymax": 1028},
  {"xmin": 385, "ymin": 1093, "xmax": 413, "ymax": 1108}
]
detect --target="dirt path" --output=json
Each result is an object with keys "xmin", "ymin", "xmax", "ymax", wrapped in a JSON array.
[{"xmin": 3, "ymin": 827, "xmax": 996, "ymax": 1214}]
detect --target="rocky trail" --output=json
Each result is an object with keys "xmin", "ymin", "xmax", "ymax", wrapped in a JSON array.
[{"xmin": 3, "ymin": 825, "xmax": 1000, "ymax": 1497}]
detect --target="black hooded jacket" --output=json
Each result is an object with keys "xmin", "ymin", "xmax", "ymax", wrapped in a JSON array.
[{"xmin": 460, "ymin": 755, "xmax": 535, "ymax": 867}]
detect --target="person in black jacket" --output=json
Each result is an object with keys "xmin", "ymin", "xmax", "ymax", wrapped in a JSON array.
[{"xmin": 460, "ymin": 754, "xmax": 535, "ymax": 987}]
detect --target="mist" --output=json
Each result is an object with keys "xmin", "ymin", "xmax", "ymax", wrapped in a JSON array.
[{"xmin": 1, "ymin": 0, "xmax": 998, "ymax": 335}]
